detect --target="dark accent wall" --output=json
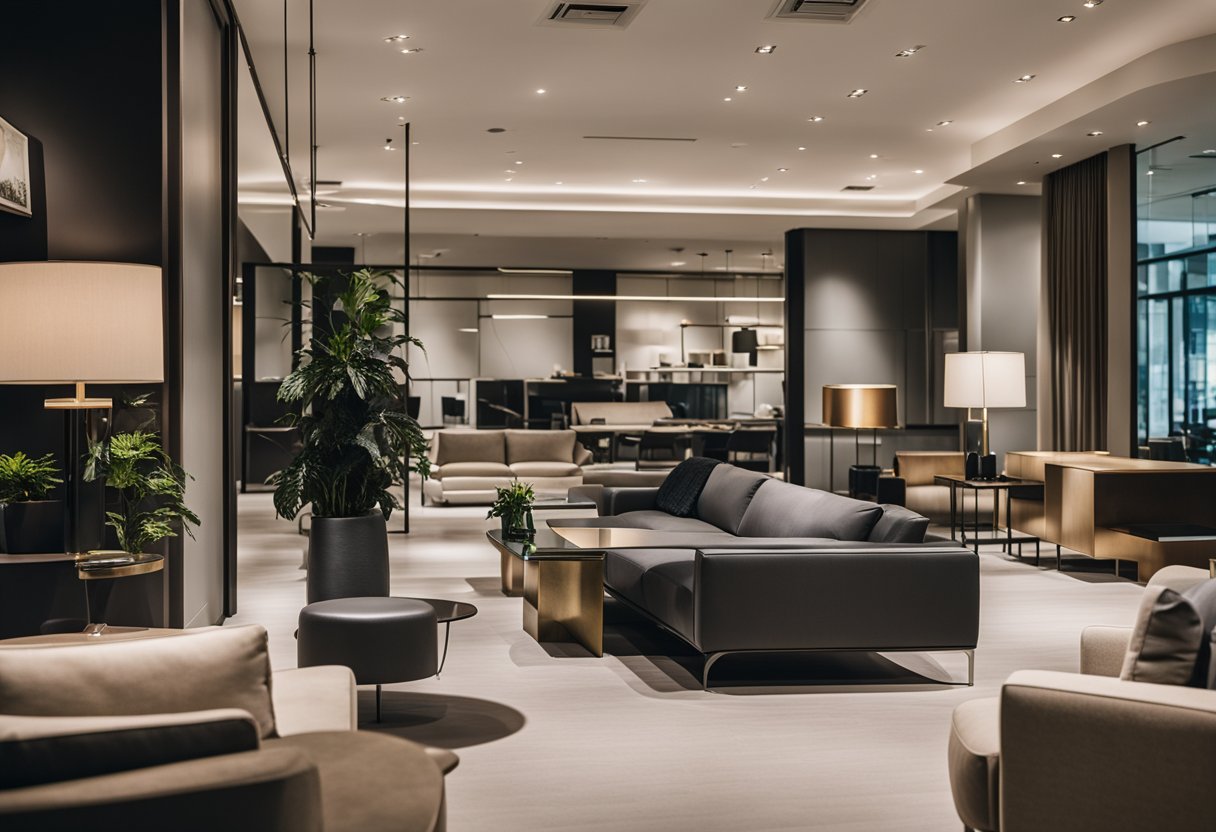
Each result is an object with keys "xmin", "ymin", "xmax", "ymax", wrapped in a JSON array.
[
  {"xmin": 784, "ymin": 229, "xmax": 958, "ymax": 486},
  {"xmin": 572, "ymin": 270, "xmax": 616, "ymax": 377}
]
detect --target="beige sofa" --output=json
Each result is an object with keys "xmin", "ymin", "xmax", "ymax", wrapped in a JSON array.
[
  {"xmin": 948, "ymin": 566, "xmax": 1216, "ymax": 832},
  {"xmin": 569, "ymin": 400, "xmax": 672, "ymax": 429},
  {"xmin": 424, "ymin": 429, "xmax": 592, "ymax": 505},
  {"xmin": 893, "ymin": 451, "xmax": 994, "ymax": 525},
  {"xmin": 0, "ymin": 626, "xmax": 457, "ymax": 832}
]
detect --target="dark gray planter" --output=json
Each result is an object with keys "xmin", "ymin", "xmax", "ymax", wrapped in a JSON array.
[
  {"xmin": 0, "ymin": 500, "xmax": 65, "ymax": 554},
  {"xmin": 307, "ymin": 512, "xmax": 390, "ymax": 603}
]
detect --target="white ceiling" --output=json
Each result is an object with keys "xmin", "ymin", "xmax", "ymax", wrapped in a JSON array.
[{"xmin": 234, "ymin": 0, "xmax": 1216, "ymax": 267}]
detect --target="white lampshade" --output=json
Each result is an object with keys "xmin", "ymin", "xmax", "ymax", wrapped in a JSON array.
[
  {"xmin": 0, "ymin": 261, "xmax": 164, "ymax": 384},
  {"xmin": 943, "ymin": 351, "xmax": 1026, "ymax": 409}
]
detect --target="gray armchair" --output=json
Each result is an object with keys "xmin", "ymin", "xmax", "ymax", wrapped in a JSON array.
[
  {"xmin": 948, "ymin": 566, "xmax": 1216, "ymax": 832},
  {"xmin": 0, "ymin": 626, "xmax": 456, "ymax": 832}
]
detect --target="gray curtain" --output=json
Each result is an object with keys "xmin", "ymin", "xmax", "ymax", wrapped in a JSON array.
[{"xmin": 1043, "ymin": 153, "xmax": 1108, "ymax": 451}]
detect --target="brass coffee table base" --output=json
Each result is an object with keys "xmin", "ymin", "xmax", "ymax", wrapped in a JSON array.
[{"xmin": 522, "ymin": 558, "xmax": 604, "ymax": 657}]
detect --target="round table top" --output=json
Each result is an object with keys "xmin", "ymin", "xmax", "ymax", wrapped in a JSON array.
[{"xmin": 406, "ymin": 597, "xmax": 478, "ymax": 624}]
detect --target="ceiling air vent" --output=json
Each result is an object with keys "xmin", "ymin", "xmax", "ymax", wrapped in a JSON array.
[
  {"xmin": 770, "ymin": 0, "xmax": 870, "ymax": 23},
  {"xmin": 842, "ymin": 185, "xmax": 874, "ymax": 191},
  {"xmin": 541, "ymin": 2, "xmax": 647, "ymax": 28}
]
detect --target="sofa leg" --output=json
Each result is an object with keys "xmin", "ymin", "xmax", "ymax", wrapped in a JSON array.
[
  {"xmin": 965, "ymin": 649, "xmax": 975, "ymax": 686},
  {"xmin": 701, "ymin": 652, "xmax": 729, "ymax": 690}
]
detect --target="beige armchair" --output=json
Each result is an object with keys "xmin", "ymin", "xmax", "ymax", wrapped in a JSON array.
[
  {"xmin": 948, "ymin": 566, "xmax": 1216, "ymax": 832},
  {"xmin": 0, "ymin": 626, "xmax": 457, "ymax": 832}
]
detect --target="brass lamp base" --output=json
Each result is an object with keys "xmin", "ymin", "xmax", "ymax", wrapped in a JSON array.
[{"xmin": 43, "ymin": 382, "xmax": 113, "ymax": 411}]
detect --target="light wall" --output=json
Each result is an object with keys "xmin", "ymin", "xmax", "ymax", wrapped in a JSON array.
[{"xmin": 961, "ymin": 194, "xmax": 1041, "ymax": 461}]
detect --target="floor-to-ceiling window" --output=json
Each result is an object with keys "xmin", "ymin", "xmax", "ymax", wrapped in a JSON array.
[{"xmin": 1136, "ymin": 135, "xmax": 1216, "ymax": 462}]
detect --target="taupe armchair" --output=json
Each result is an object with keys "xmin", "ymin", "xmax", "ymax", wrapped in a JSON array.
[
  {"xmin": 948, "ymin": 566, "xmax": 1216, "ymax": 832},
  {"xmin": 0, "ymin": 626, "xmax": 457, "ymax": 832}
]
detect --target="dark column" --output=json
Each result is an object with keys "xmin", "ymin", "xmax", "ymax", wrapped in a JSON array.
[
  {"xmin": 784, "ymin": 232, "xmax": 807, "ymax": 485},
  {"xmin": 572, "ymin": 270, "xmax": 617, "ymax": 377}
]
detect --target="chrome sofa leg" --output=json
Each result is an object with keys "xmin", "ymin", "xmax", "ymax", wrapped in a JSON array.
[
  {"xmin": 966, "ymin": 649, "xmax": 975, "ymax": 686},
  {"xmin": 701, "ymin": 652, "xmax": 729, "ymax": 690}
]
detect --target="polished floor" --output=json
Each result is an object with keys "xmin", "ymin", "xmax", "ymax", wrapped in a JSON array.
[{"xmin": 227, "ymin": 483, "xmax": 1145, "ymax": 832}]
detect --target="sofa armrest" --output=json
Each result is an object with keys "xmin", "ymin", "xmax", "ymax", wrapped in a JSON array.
[
  {"xmin": 1079, "ymin": 626, "xmax": 1132, "ymax": 677},
  {"xmin": 0, "ymin": 746, "xmax": 322, "ymax": 832},
  {"xmin": 600, "ymin": 487, "xmax": 659, "ymax": 516},
  {"xmin": 271, "ymin": 666, "xmax": 356, "ymax": 736},
  {"xmin": 693, "ymin": 546, "xmax": 978, "ymax": 654},
  {"xmin": 1000, "ymin": 669, "xmax": 1216, "ymax": 831},
  {"xmin": 573, "ymin": 444, "xmax": 592, "ymax": 466}
]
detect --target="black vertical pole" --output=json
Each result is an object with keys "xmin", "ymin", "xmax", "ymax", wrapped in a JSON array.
[{"xmin": 403, "ymin": 122, "xmax": 411, "ymax": 534}]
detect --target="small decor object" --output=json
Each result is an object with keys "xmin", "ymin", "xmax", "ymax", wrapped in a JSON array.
[
  {"xmin": 0, "ymin": 452, "xmax": 64, "ymax": 553},
  {"xmin": 0, "ymin": 115, "xmax": 32, "ymax": 217},
  {"xmin": 488, "ymin": 481, "xmax": 536, "ymax": 540},
  {"xmin": 269, "ymin": 268, "xmax": 429, "ymax": 602},
  {"xmin": 84, "ymin": 431, "xmax": 198, "ymax": 555}
]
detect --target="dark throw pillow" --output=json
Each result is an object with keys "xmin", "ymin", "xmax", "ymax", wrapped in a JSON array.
[
  {"xmin": 1119, "ymin": 585, "xmax": 1203, "ymax": 686},
  {"xmin": 654, "ymin": 457, "xmax": 721, "ymax": 518}
]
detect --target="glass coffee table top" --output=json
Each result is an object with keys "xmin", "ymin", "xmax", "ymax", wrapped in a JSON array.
[
  {"xmin": 487, "ymin": 526, "xmax": 673, "ymax": 560},
  {"xmin": 410, "ymin": 597, "xmax": 478, "ymax": 624}
]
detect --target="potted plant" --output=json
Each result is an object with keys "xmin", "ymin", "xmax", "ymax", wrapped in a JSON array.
[
  {"xmin": 0, "ymin": 452, "xmax": 64, "ymax": 554},
  {"xmin": 84, "ymin": 430, "xmax": 199, "ymax": 555},
  {"xmin": 270, "ymin": 268, "xmax": 429, "ymax": 602},
  {"xmin": 488, "ymin": 481, "xmax": 536, "ymax": 540}
]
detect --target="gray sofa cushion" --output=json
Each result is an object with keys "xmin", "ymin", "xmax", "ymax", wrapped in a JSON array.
[
  {"xmin": 736, "ymin": 480, "xmax": 883, "ymax": 540},
  {"xmin": 616, "ymin": 511, "xmax": 720, "ymax": 532},
  {"xmin": 505, "ymin": 429, "xmax": 576, "ymax": 464},
  {"xmin": 604, "ymin": 548, "xmax": 691, "ymax": 607},
  {"xmin": 868, "ymin": 504, "xmax": 930, "ymax": 543},
  {"xmin": 654, "ymin": 457, "xmax": 720, "ymax": 517},
  {"xmin": 1182, "ymin": 579, "xmax": 1216, "ymax": 689},
  {"xmin": 696, "ymin": 465, "xmax": 769, "ymax": 534},
  {"xmin": 1120, "ymin": 585, "xmax": 1203, "ymax": 686},
  {"xmin": 435, "ymin": 430, "xmax": 505, "ymax": 465}
]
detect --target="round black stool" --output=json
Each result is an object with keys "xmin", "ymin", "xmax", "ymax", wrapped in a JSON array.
[{"xmin": 297, "ymin": 597, "xmax": 438, "ymax": 722}]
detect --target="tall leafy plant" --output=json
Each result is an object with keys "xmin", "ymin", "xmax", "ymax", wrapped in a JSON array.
[
  {"xmin": 85, "ymin": 431, "xmax": 199, "ymax": 554},
  {"xmin": 271, "ymin": 268, "xmax": 429, "ymax": 520},
  {"xmin": 0, "ymin": 452, "xmax": 62, "ymax": 503}
]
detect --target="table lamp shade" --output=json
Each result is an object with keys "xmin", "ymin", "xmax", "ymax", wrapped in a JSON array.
[
  {"xmin": 0, "ymin": 262, "xmax": 164, "ymax": 384},
  {"xmin": 943, "ymin": 351, "xmax": 1026, "ymax": 409},
  {"xmin": 822, "ymin": 384, "xmax": 899, "ymax": 429}
]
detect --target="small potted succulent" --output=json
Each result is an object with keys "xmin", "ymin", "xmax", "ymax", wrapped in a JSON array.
[
  {"xmin": 488, "ymin": 481, "xmax": 536, "ymax": 540},
  {"xmin": 0, "ymin": 452, "xmax": 64, "ymax": 554},
  {"xmin": 84, "ymin": 430, "xmax": 199, "ymax": 555}
]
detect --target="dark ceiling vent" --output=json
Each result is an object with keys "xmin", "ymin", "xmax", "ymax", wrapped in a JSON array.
[
  {"xmin": 842, "ymin": 185, "xmax": 874, "ymax": 191},
  {"xmin": 542, "ymin": 2, "xmax": 647, "ymax": 28},
  {"xmin": 583, "ymin": 135, "xmax": 697, "ymax": 142},
  {"xmin": 770, "ymin": 0, "xmax": 870, "ymax": 23}
]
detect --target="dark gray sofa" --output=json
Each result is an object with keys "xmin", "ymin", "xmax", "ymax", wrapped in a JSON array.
[{"xmin": 561, "ymin": 464, "xmax": 979, "ymax": 687}]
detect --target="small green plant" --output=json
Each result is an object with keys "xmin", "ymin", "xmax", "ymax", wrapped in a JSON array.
[
  {"xmin": 85, "ymin": 431, "xmax": 199, "ymax": 555},
  {"xmin": 487, "ymin": 481, "xmax": 536, "ymax": 538},
  {"xmin": 0, "ymin": 452, "xmax": 62, "ymax": 503}
]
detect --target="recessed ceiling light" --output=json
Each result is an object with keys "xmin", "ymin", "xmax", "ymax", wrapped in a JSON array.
[
  {"xmin": 760, "ymin": 177, "xmax": 770, "ymax": 182},
  {"xmin": 895, "ymin": 45, "xmax": 926, "ymax": 58},
  {"xmin": 735, "ymin": 85, "xmax": 748, "ymax": 92},
  {"xmin": 869, "ymin": 153, "xmax": 879, "ymax": 159},
  {"xmin": 937, "ymin": 120, "xmax": 953, "ymax": 127},
  {"xmin": 723, "ymin": 97, "xmax": 732, "ymax": 102},
  {"xmin": 1017, "ymin": 181, "xmax": 1027, "ymax": 185},
  {"xmin": 1083, "ymin": 0, "xmax": 1102, "ymax": 7},
  {"xmin": 555, "ymin": 181, "xmax": 563, "ymax": 185},
  {"xmin": 1146, "ymin": 170, "xmax": 1154, "ymax": 176},
  {"xmin": 1014, "ymin": 75, "xmax": 1035, "ymax": 83},
  {"xmin": 913, "ymin": 169, "xmax": 924, "ymax": 174},
  {"xmin": 504, "ymin": 170, "xmax": 514, "ymax": 174},
  {"xmin": 632, "ymin": 178, "xmax": 647, "ymax": 183},
  {"xmin": 1087, "ymin": 130, "xmax": 1104, "ymax": 136},
  {"xmin": 380, "ymin": 96, "xmax": 409, "ymax": 103},
  {"xmin": 383, "ymin": 34, "xmax": 409, "ymax": 43},
  {"xmin": 458, "ymin": 328, "xmax": 479, "ymax": 333},
  {"xmin": 671, "ymin": 261, "xmax": 686, "ymax": 267},
  {"xmin": 536, "ymin": 88, "xmax": 547, "ymax": 94},
  {"xmin": 400, "ymin": 48, "xmax": 423, "ymax": 54},
  {"xmin": 1051, "ymin": 153, "xmax": 1063, "ymax": 158},
  {"xmin": 807, "ymin": 116, "xmax": 825, "ymax": 123},
  {"xmin": 1137, "ymin": 120, "xmax": 1150, "ymax": 127},
  {"xmin": 797, "ymin": 146, "xmax": 807, "ymax": 151},
  {"xmin": 514, "ymin": 160, "xmax": 524, "ymax": 165},
  {"xmin": 847, "ymin": 89, "xmax": 868, "ymax": 98},
  {"xmin": 777, "ymin": 168, "xmax": 788, "ymax": 172},
  {"xmin": 755, "ymin": 45, "xmax": 777, "ymax": 54},
  {"xmin": 1204, "ymin": 149, "xmax": 1216, "ymax": 154},
  {"xmin": 925, "ymin": 128, "xmax": 934, "ymax": 132},
  {"xmin": 411, "ymin": 141, "xmax": 419, "ymax": 146}
]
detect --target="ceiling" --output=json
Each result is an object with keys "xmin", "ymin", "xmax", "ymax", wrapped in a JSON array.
[{"xmin": 234, "ymin": 0, "xmax": 1216, "ymax": 267}]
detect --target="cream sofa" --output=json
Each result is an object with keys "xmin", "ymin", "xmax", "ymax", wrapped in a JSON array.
[
  {"xmin": 424, "ymin": 429, "xmax": 592, "ymax": 505},
  {"xmin": 0, "ymin": 626, "xmax": 457, "ymax": 832},
  {"xmin": 948, "ymin": 566, "xmax": 1216, "ymax": 832}
]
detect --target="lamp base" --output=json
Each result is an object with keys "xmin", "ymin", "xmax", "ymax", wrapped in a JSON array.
[{"xmin": 966, "ymin": 453, "xmax": 998, "ymax": 481}]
